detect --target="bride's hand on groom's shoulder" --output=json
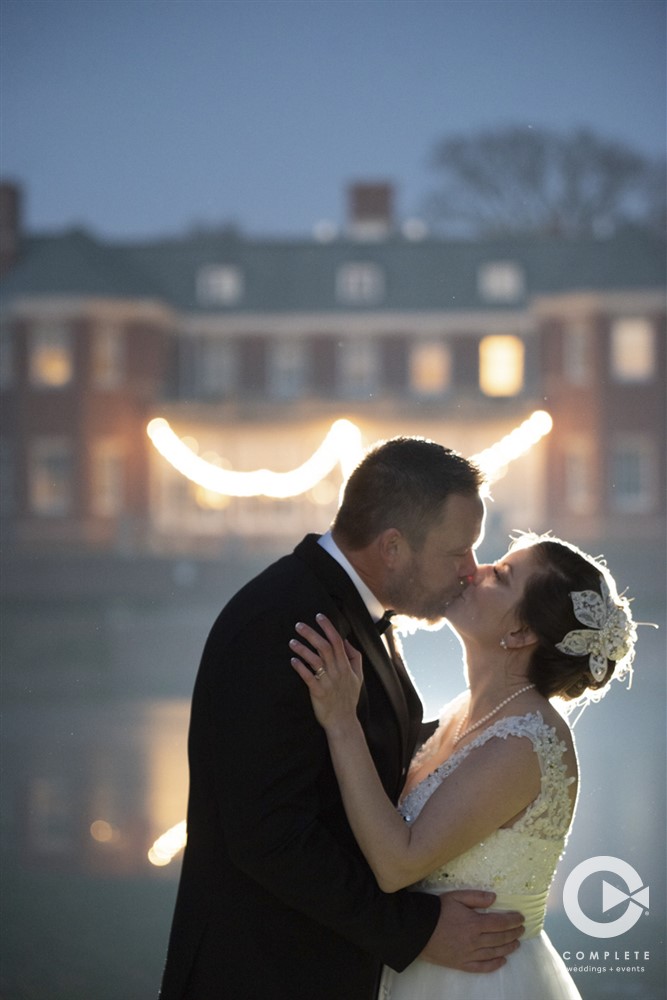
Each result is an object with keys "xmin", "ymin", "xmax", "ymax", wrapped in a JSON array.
[{"xmin": 289, "ymin": 614, "xmax": 363, "ymax": 733}]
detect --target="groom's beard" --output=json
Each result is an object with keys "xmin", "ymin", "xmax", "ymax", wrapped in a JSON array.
[{"xmin": 384, "ymin": 556, "xmax": 464, "ymax": 625}]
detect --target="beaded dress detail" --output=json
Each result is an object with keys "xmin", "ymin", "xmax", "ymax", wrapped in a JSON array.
[
  {"xmin": 400, "ymin": 711, "xmax": 574, "ymax": 909},
  {"xmin": 378, "ymin": 706, "xmax": 583, "ymax": 1000}
]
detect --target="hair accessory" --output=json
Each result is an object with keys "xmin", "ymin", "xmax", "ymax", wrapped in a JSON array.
[{"xmin": 555, "ymin": 577, "xmax": 636, "ymax": 683}]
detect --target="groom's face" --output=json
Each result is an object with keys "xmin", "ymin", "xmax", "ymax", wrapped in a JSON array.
[{"xmin": 385, "ymin": 493, "xmax": 484, "ymax": 623}]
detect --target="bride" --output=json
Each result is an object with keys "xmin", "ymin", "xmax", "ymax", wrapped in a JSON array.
[{"xmin": 290, "ymin": 532, "xmax": 637, "ymax": 1000}]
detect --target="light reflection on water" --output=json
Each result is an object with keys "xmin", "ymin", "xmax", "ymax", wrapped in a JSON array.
[{"xmin": 1, "ymin": 562, "xmax": 664, "ymax": 1000}]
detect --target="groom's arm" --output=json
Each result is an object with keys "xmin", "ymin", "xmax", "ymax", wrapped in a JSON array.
[{"xmin": 199, "ymin": 598, "xmax": 440, "ymax": 971}]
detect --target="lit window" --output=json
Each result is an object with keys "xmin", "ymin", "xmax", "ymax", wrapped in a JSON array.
[
  {"xmin": 339, "ymin": 340, "xmax": 378, "ymax": 397},
  {"xmin": 197, "ymin": 265, "xmax": 244, "ymax": 306},
  {"xmin": 478, "ymin": 262, "xmax": 524, "ymax": 302},
  {"xmin": 610, "ymin": 318, "xmax": 655, "ymax": 382},
  {"xmin": 563, "ymin": 324, "xmax": 592, "ymax": 385},
  {"xmin": 270, "ymin": 339, "xmax": 305, "ymax": 399},
  {"xmin": 336, "ymin": 263, "xmax": 385, "ymax": 305},
  {"xmin": 93, "ymin": 324, "xmax": 125, "ymax": 388},
  {"xmin": 30, "ymin": 324, "xmax": 73, "ymax": 386},
  {"xmin": 563, "ymin": 440, "xmax": 595, "ymax": 513},
  {"xmin": 92, "ymin": 439, "xmax": 125, "ymax": 516},
  {"xmin": 29, "ymin": 436, "xmax": 73, "ymax": 515},
  {"xmin": 410, "ymin": 342, "xmax": 451, "ymax": 396},
  {"xmin": 479, "ymin": 335, "xmax": 524, "ymax": 396},
  {"xmin": 610, "ymin": 435, "xmax": 655, "ymax": 512}
]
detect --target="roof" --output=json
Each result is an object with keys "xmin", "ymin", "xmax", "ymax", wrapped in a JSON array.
[{"xmin": 1, "ymin": 225, "xmax": 664, "ymax": 315}]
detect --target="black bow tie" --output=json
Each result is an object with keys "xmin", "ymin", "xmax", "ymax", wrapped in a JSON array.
[{"xmin": 375, "ymin": 611, "xmax": 395, "ymax": 635}]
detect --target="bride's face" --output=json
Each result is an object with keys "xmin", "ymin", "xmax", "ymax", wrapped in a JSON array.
[{"xmin": 445, "ymin": 545, "xmax": 539, "ymax": 645}]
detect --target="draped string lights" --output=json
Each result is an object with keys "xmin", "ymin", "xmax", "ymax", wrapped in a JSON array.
[
  {"xmin": 147, "ymin": 416, "xmax": 363, "ymax": 499},
  {"xmin": 147, "ymin": 410, "xmax": 552, "ymax": 499},
  {"xmin": 145, "ymin": 409, "xmax": 553, "ymax": 866}
]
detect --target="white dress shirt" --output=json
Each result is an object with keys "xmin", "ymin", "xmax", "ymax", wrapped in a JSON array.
[{"xmin": 317, "ymin": 530, "xmax": 387, "ymax": 626}]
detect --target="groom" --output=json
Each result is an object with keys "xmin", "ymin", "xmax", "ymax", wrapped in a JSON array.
[{"xmin": 159, "ymin": 437, "xmax": 524, "ymax": 1000}]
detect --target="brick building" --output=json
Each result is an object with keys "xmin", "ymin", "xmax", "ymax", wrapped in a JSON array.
[{"xmin": 0, "ymin": 180, "xmax": 664, "ymax": 875}]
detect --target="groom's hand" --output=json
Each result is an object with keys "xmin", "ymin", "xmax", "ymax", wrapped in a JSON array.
[{"xmin": 419, "ymin": 890, "xmax": 524, "ymax": 972}]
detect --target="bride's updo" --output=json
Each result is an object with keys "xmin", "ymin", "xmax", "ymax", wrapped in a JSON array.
[{"xmin": 511, "ymin": 533, "xmax": 637, "ymax": 703}]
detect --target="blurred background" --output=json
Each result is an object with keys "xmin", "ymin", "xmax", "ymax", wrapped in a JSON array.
[{"xmin": 0, "ymin": 1, "xmax": 665, "ymax": 998}]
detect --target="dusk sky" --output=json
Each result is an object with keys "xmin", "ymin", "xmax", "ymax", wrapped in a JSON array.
[{"xmin": 1, "ymin": 0, "xmax": 665, "ymax": 241}]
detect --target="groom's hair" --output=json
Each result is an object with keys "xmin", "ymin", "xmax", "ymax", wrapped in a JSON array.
[{"xmin": 332, "ymin": 436, "xmax": 484, "ymax": 551}]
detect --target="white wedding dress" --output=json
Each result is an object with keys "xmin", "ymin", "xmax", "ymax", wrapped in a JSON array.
[{"xmin": 379, "ymin": 707, "xmax": 582, "ymax": 1000}]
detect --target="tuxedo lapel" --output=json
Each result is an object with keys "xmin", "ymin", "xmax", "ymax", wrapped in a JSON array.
[
  {"xmin": 294, "ymin": 535, "xmax": 420, "ymax": 769},
  {"xmin": 344, "ymin": 603, "xmax": 414, "ymax": 764},
  {"xmin": 385, "ymin": 626, "xmax": 425, "ymax": 769}
]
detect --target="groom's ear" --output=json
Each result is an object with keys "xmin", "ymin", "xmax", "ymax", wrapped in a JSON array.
[{"xmin": 377, "ymin": 527, "xmax": 405, "ymax": 567}]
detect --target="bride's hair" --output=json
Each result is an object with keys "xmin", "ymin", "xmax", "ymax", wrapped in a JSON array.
[
  {"xmin": 511, "ymin": 533, "xmax": 636, "ymax": 704},
  {"xmin": 333, "ymin": 436, "xmax": 484, "ymax": 550}
]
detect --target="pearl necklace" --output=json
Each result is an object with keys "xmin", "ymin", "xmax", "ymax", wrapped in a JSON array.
[{"xmin": 453, "ymin": 684, "xmax": 536, "ymax": 746}]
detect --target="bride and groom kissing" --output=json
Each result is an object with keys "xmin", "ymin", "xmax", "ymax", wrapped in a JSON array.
[{"xmin": 159, "ymin": 436, "xmax": 637, "ymax": 1000}]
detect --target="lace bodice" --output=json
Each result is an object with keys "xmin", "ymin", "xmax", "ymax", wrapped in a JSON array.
[{"xmin": 399, "ymin": 710, "xmax": 576, "ymax": 917}]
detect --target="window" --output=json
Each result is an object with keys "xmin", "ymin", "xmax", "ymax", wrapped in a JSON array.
[
  {"xmin": 197, "ymin": 265, "xmax": 244, "ymax": 306},
  {"xmin": 609, "ymin": 435, "xmax": 655, "ymax": 512},
  {"xmin": 563, "ymin": 440, "xmax": 595, "ymax": 513},
  {"xmin": 339, "ymin": 340, "xmax": 378, "ymax": 397},
  {"xmin": 270, "ymin": 339, "xmax": 305, "ymax": 399},
  {"xmin": 93, "ymin": 324, "xmax": 125, "ymax": 388},
  {"xmin": 92, "ymin": 439, "xmax": 125, "ymax": 516},
  {"xmin": 410, "ymin": 341, "xmax": 451, "ymax": 396},
  {"xmin": 479, "ymin": 335, "xmax": 524, "ymax": 396},
  {"xmin": 29, "ymin": 324, "xmax": 73, "ymax": 386},
  {"xmin": 336, "ymin": 263, "xmax": 385, "ymax": 305},
  {"xmin": 197, "ymin": 338, "xmax": 237, "ymax": 398},
  {"xmin": 478, "ymin": 262, "xmax": 524, "ymax": 302},
  {"xmin": 610, "ymin": 318, "xmax": 655, "ymax": 382},
  {"xmin": 29, "ymin": 436, "xmax": 73, "ymax": 515},
  {"xmin": 563, "ymin": 323, "xmax": 592, "ymax": 385}
]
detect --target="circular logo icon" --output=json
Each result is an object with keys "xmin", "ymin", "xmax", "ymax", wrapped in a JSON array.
[{"xmin": 563, "ymin": 856, "xmax": 649, "ymax": 938}]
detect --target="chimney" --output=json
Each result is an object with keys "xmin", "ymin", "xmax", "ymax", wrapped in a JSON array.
[
  {"xmin": 0, "ymin": 181, "xmax": 21, "ymax": 275},
  {"xmin": 347, "ymin": 182, "xmax": 394, "ymax": 240}
]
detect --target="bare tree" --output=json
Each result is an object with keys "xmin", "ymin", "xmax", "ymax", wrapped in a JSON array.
[{"xmin": 425, "ymin": 126, "xmax": 666, "ymax": 237}]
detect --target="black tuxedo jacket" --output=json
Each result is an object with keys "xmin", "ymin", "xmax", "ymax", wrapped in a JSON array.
[{"xmin": 159, "ymin": 534, "xmax": 440, "ymax": 1000}]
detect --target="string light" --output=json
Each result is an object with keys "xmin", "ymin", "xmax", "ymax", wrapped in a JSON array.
[
  {"xmin": 148, "ymin": 820, "xmax": 187, "ymax": 866},
  {"xmin": 147, "ymin": 410, "xmax": 552, "ymax": 499},
  {"xmin": 147, "ymin": 417, "xmax": 363, "ymax": 498},
  {"xmin": 472, "ymin": 410, "xmax": 553, "ymax": 482},
  {"xmin": 145, "ymin": 409, "xmax": 553, "ymax": 864}
]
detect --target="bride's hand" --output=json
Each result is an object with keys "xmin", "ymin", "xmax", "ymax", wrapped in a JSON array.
[{"xmin": 289, "ymin": 614, "xmax": 363, "ymax": 731}]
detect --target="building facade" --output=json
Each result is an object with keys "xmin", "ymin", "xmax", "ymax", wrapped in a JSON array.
[
  {"xmin": 0, "ymin": 180, "xmax": 664, "ymax": 876},
  {"xmin": 2, "ymin": 181, "xmax": 664, "ymax": 559}
]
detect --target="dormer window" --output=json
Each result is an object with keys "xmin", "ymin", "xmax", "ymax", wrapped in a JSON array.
[
  {"xmin": 336, "ymin": 263, "xmax": 385, "ymax": 305},
  {"xmin": 478, "ymin": 261, "xmax": 524, "ymax": 302},
  {"xmin": 197, "ymin": 265, "xmax": 244, "ymax": 306}
]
